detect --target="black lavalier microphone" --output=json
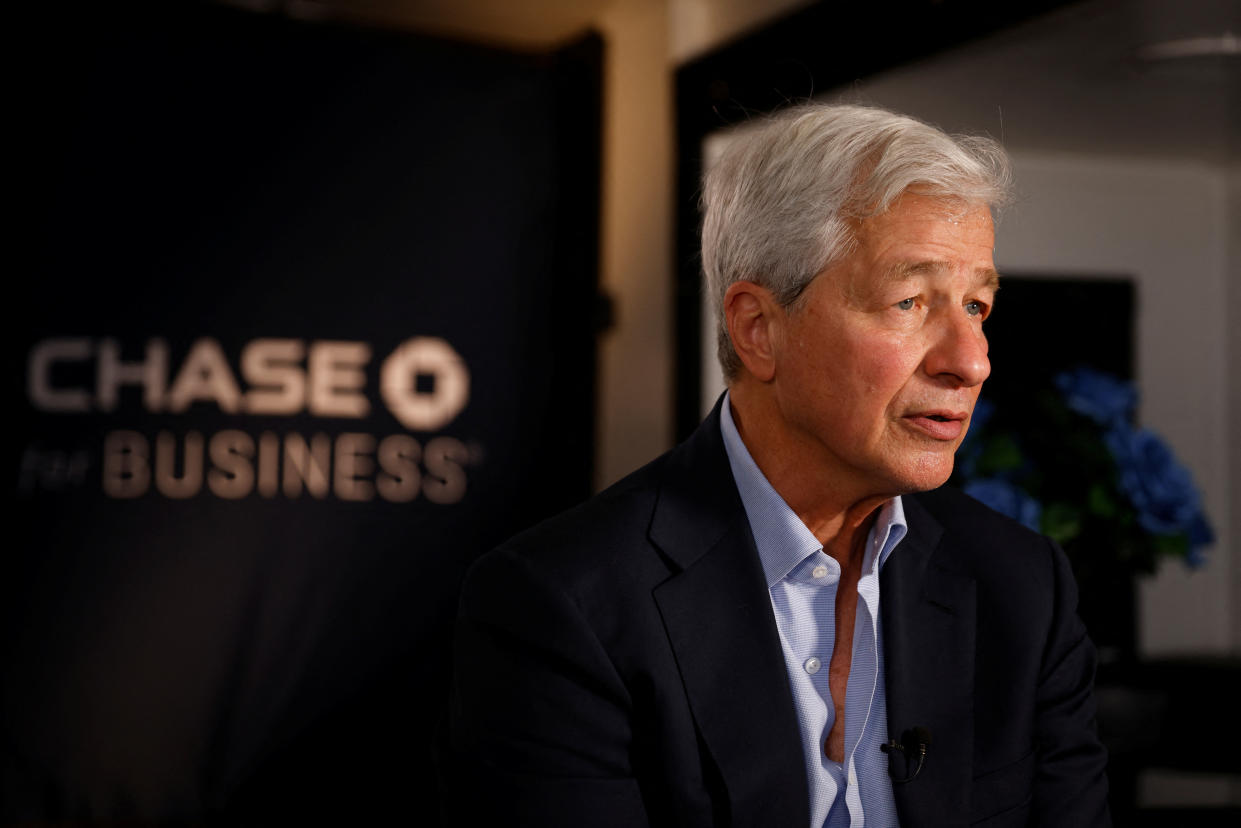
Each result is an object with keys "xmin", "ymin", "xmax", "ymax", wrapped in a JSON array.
[{"xmin": 880, "ymin": 726, "xmax": 932, "ymax": 783}]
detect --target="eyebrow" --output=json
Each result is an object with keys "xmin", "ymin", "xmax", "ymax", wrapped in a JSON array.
[{"xmin": 881, "ymin": 260, "xmax": 1002, "ymax": 291}]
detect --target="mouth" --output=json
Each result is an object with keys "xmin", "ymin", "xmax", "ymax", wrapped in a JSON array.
[{"xmin": 902, "ymin": 409, "xmax": 969, "ymax": 440}]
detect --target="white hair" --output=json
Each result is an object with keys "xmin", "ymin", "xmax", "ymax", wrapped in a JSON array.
[{"xmin": 701, "ymin": 103, "xmax": 1013, "ymax": 379}]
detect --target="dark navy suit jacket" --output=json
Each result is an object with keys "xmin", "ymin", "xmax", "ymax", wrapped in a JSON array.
[{"xmin": 449, "ymin": 403, "xmax": 1110, "ymax": 826}]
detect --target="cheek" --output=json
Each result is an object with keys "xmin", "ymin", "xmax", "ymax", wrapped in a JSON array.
[{"xmin": 851, "ymin": 337, "xmax": 922, "ymax": 402}]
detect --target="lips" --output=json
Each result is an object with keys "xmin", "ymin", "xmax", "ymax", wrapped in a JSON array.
[{"xmin": 902, "ymin": 409, "xmax": 969, "ymax": 440}]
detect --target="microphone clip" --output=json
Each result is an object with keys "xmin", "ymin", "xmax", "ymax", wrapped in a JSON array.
[{"xmin": 880, "ymin": 726, "xmax": 932, "ymax": 784}]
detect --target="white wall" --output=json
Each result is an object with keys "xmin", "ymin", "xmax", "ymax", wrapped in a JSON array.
[{"xmin": 996, "ymin": 152, "xmax": 1234, "ymax": 656}]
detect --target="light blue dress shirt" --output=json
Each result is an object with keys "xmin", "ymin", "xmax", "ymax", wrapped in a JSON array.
[{"xmin": 720, "ymin": 394, "xmax": 906, "ymax": 827}]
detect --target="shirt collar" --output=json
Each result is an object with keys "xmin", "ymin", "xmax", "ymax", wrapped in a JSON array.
[{"xmin": 719, "ymin": 391, "xmax": 907, "ymax": 588}]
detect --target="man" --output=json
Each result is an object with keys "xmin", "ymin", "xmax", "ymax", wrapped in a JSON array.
[{"xmin": 449, "ymin": 104, "xmax": 1110, "ymax": 827}]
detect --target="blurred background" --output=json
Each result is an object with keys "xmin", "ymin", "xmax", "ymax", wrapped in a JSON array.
[{"xmin": 6, "ymin": 0, "xmax": 1238, "ymax": 824}]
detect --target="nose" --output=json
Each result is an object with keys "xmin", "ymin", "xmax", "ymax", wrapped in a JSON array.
[{"xmin": 924, "ymin": 309, "xmax": 990, "ymax": 387}]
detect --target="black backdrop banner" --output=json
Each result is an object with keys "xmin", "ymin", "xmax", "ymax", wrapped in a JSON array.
[{"xmin": 6, "ymin": 3, "xmax": 601, "ymax": 823}]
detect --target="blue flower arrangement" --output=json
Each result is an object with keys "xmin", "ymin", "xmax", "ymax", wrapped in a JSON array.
[{"xmin": 954, "ymin": 367, "xmax": 1214, "ymax": 580}]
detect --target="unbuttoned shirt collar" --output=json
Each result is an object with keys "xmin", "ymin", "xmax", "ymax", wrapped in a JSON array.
[
  {"xmin": 719, "ymin": 393, "xmax": 905, "ymax": 586},
  {"xmin": 720, "ymin": 392, "xmax": 907, "ymax": 827}
]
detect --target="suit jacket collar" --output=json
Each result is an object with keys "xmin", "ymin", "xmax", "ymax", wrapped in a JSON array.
[
  {"xmin": 646, "ymin": 400, "xmax": 979, "ymax": 828},
  {"xmin": 882, "ymin": 493, "xmax": 977, "ymax": 827},
  {"xmin": 649, "ymin": 399, "xmax": 810, "ymax": 826}
]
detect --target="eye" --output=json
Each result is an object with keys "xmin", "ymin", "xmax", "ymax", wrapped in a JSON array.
[
  {"xmin": 896, "ymin": 297, "xmax": 916, "ymax": 310},
  {"xmin": 965, "ymin": 300, "xmax": 986, "ymax": 317}
]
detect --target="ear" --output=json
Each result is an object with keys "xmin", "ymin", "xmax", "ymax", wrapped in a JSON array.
[{"xmin": 724, "ymin": 280, "xmax": 780, "ymax": 383}]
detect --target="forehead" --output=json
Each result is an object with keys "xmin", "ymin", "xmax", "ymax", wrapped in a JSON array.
[
  {"xmin": 845, "ymin": 194, "xmax": 997, "ymax": 287},
  {"xmin": 860, "ymin": 193, "xmax": 993, "ymax": 248}
]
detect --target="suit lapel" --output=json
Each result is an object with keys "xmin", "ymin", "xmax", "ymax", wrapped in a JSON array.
[
  {"xmin": 649, "ymin": 403, "xmax": 809, "ymax": 827},
  {"xmin": 882, "ymin": 493, "xmax": 976, "ymax": 828}
]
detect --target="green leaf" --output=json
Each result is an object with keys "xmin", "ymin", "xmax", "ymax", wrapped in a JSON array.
[
  {"xmin": 978, "ymin": 434, "xmax": 1023, "ymax": 475},
  {"xmin": 1152, "ymin": 533, "xmax": 1188, "ymax": 560},
  {"xmin": 1042, "ymin": 502, "xmax": 1082, "ymax": 545},
  {"xmin": 1087, "ymin": 483, "xmax": 1118, "ymax": 518}
]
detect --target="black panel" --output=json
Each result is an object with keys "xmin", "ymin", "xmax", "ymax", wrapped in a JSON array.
[
  {"xmin": 6, "ymin": 3, "xmax": 602, "ymax": 823},
  {"xmin": 984, "ymin": 275, "xmax": 1135, "ymax": 391}
]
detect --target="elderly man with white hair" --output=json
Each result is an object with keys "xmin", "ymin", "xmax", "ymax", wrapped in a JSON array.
[{"xmin": 450, "ymin": 103, "xmax": 1111, "ymax": 828}]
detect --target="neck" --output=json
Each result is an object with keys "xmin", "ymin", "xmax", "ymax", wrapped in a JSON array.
[{"xmin": 729, "ymin": 382, "xmax": 891, "ymax": 566}]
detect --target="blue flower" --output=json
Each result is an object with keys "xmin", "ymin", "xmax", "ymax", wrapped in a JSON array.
[
  {"xmin": 1185, "ymin": 514, "xmax": 1214, "ymax": 568},
  {"xmin": 1054, "ymin": 367, "xmax": 1136, "ymax": 426},
  {"xmin": 1105, "ymin": 426, "xmax": 1209, "ymax": 542},
  {"xmin": 964, "ymin": 478, "xmax": 1042, "ymax": 532}
]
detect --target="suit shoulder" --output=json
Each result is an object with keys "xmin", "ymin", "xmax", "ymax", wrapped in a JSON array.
[
  {"xmin": 464, "ymin": 451, "xmax": 672, "ymax": 599},
  {"xmin": 909, "ymin": 485, "xmax": 1060, "ymax": 585},
  {"xmin": 911, "ymin": 485, "xmax": 1046, "ymax": 546},
  {"xmin": 511, "ymin": 452, "xmax": 667, "ymax": 555}
]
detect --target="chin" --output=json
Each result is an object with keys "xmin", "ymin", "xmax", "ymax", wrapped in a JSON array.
[{"xmin": 897, "ymin": 455, "xmax": 955, "ymax": 493}]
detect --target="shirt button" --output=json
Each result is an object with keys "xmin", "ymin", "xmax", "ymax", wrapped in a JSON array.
[
  {"xmin": 804, "ymin": 657, "xmax": 821, "ymax": 675},
  {"xmin": 848, "ymin": 769, "xmax": 858, "ymax": 786},
  {"xmin": 812, "ymin": 565, "xmax": 828, "ymax": 579}
]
